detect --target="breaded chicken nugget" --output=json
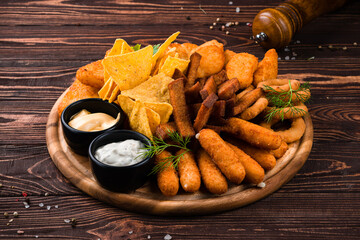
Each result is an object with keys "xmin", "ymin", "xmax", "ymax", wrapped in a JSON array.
[
  {"xmin": 58, "ymin": 80, "xmax": 99, "ymax": 117},
  {"xmin": 224, "ymin": 49, "xmax": 236, "ymax": 65},
  {"xmin": 181, "ymin": 42, "xmax": 198, "ymax": 57},
  {"xmin": 226, "ymin": 53, "xmax": 258, "ymax": 89},
  {"xmin": 253, "ymin": 49, "xmax": 278, "ymax": 87},
  {"xmin": 76, "ymin": 60, "xmax": 104, "ymax": 89},
  {"xmin": 191, "ymin": 41, "xmax": 225, "ymax": 78}
]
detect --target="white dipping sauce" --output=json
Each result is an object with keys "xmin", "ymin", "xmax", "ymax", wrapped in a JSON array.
[{"xmin": 94, "ymin": 139, "xmax": 146, "ymax": 167}]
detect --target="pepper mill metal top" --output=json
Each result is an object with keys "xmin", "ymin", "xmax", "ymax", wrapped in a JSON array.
[{"xmin": 252, "ymin": 0, "xmax": 348, "ymax": 49}]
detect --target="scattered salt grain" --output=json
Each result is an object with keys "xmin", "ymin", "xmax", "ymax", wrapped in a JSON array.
[
  {"xmin": 9, "ymin": 219, "xmax": 14, "ymax": 223},
  {"xmin": 291, "ymin": 57, "xmax": 296, "ymax": 60},
  {"xmin": 64, "ymin": 219, "xmax": 71, "ymax": 223},
  {"xmin": 296, "ymin": 40, "xmax": 301, "ymax": 44},
  {"xmin": 129, "ymin": 231, "xmax": 133, "ymax": 234},
  {"xmin": 39, "ymin": 203, "xmax": 44, "ymax": 207},
  {"xmin": 44, "ymin": 193, "xmax": 49, "ymax": 196},
  {"xmin": 285, "ymin": 56, "xmax": 290, "ymax": 60},
  {"xmin": 164, "ymin": 234, "xmax": 172, "ymax": 240},
  {"xmin": 17, "ymin": 230, "xmax": 24, "ymax": 235},
  {"xmin": 195, "ymin": 133, "xmax": 200, "ymax": 139},
  {"xmin": 229, "ymin": 1, "xmax": 233, "ymax": 5},
  {"xmin": 257, "ymin": 182, "xmax": 266, "ymax": 188},
  {"xmin": 354, "ymin": 42, "xmax": 358, "ymax": 46},
  {"xmin": 35, "ymin": 235, "xmax": 39, "ymax": 238},
  {"xmin": 225, "ymin": 22, "xmax": 232, "ymax": 27},
  {"xmin": 55, "ymin": 205, "xmax": 58, "ymax": 209},
  {"xmin": 292, "ymin": 52, "xmax": 297, "ymax": 56},
  {"xmin": 47, "ymin": 206, "xmax": 51, "ymax": 210},
  {"xmin": 148, "ymin": 235, "xmax": 151, "ymax": 239},
  {"xmin": 278, "ymin": 57, "xmax": 281, "ymax": 60},
  {"xmin": 23, "ymin": 202, "xmax": 30, "ymax": 208},
  {"xmin": 284, "ymin": 47, "xmax": 290, "ymax": 52},
  {"xmin": 236, "ymin": 7, "xmax": 240, "ymax": 13}
]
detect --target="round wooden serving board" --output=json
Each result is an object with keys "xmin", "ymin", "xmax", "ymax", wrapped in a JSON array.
[{"xmin": 46, "ymin": 91, "xmax": 313, "ymax": 216}]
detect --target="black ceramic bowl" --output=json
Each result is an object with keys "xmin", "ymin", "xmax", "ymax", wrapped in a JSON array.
[
  {"xmin": 88, "ymin": 130, "xmax": 153, "ymax": 193},
  {"xmin": 61, "ymin": 98, "xmax": 124, "ymax": 155}
]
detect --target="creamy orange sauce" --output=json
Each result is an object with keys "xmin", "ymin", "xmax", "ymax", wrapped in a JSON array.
[{"xmin": 68, "ymin": 109, "xmax": 119, "ymax": 131}]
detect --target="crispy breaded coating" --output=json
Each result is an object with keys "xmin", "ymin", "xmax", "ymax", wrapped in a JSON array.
[
  {"xmin": 76, "ymin": 60, "xmax": 105, "ymax": 89},
  {"xmin": 253, "ymin": 49, "xmax": 278, "ymax": 87},
  {"xmin": 226, "ymin": 53, "xmax": 258, "ymax": 89},
  {"xmin": 177, "ymin": 150, "xmax": 201, "ymax": 193},
  {"xmin": 57, "ymin": 80, "xmax": 99, "ymax": 117},
  {"xmin": 155, "ymin": 151, "xmax": 179, "ymax": 196}
]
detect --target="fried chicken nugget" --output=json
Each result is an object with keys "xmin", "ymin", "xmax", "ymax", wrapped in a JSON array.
[
  {"xmin": 155, "ymin": 151, "xmax": 179, "ymax": 196},
  {"xmin": 224, "ymin": 49, "xmax": 236, "ymax": 65},
  {"xmin": 253, "ymin": 49, "xmax": 278, "ymax": 87},
  {"xmin": 181, "ymin": 43, "xmax": 198, "ymax": 57},
  {"xmin": 197, "ymin": 148, "xmax": 228, "ymax": 195},
  {"xmin": 58, "ymin": 80, "xmax": 99, "ymax": 117},
  {"xmin": 177, "ymin": 149, "xmax": 201, "ymax": 193},
  {"xmin": 226, "ymin": 53, "xmax": 258, "ymax": 89},
  {"xmin": 76, "ymin": 60, "xmax": 104, "ymax": 89},
  {"xmin": 198, "ymin": 129, "xmax": 245, "ymax": 184},
  {"xmin": 191, "ymin": 41, "xmax": 225, "ymax": 78}
]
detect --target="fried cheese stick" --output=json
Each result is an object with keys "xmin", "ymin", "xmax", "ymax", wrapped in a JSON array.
[
  {"xmin": 198, "ymin": 129, "xmax": 245, "ymax": 184},
  {"xmin": 197, "ymin": 149, "xmax": 228, "ymax": 194},
  {"xmin": 226, "ymin": 142, "xmax": 265, "ymax": 184},
  {"xmin": 225, "ymin": 118, "xmax": 282, "ymax": 150},
  {"xmin": 271, "ymin": 141, "xmax": 289, "ymax": 159},
  {"xmin": 226, "ymin": 138, "xmax": 276, "ymax": 171},
  {"xmin": 155, "ymin": 151, "xmax": 179, "ymax": 196},
  {"xmin": 177, "ymin": 150, "xmax": 201, "ymax": 193}
]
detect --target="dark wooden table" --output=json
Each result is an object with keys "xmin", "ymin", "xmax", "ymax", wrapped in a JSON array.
[{"xmin": 1, "ymin": 1, "xmax": 359, "ymax": 239}]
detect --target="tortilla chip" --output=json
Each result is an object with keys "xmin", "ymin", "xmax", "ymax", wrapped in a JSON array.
[
  {"xmin": 102, "ymin": 45, "xmax": 153, "ymax": 91},
  {"xmin": 144, "ymin": 102, "xmax": 173, "ymax": 124},
  {"xmin": 98, "ymin": 78, "xmax": 116, "ymax": 100},
  {"xmin": 121, "ymin": 73, "xmax": 174, "ymax": 103},
  {"xmin": 108, "ymin": 85, "xmax": 120, "ymax": 103},
  {"xmin": 129, "ymin": 101, "xmax": 153, "ymax": 139},
  {"xmin": 146, "ymin": 107, "xmax": 161, "ymax": 134},
  {"xmin": 108, "ymin": 39, "xmax": 126, "ymax": 56},
  {"xmin": 159, "ymin": 55, "xmax": 190, "ymax": 77},
  {"xmin": 117, "ymin": 95, "xmax": 135, "ymax": 117},
  {"xmin": 152, "ymin": 31, "xmax": 180, "ymax": 63},
  {"xmin": 121, "ymin": 41, "xmax": 134, "ymax": 55}
]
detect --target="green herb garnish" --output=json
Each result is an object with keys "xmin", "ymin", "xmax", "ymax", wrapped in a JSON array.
[
  {"xmin": 139, "ymin": 130, "xmax": 191, "ymax": 175},
  {"xmin": 153, "ymin": 44, "xmax": 161, "ymax": 55},
  {"xmin": 264, "ymin": 80, "xmax": 311, "ymax": 122},
  {"xmin": 131, "ymin": 44, "xmax": 141, "ymax": 51}
]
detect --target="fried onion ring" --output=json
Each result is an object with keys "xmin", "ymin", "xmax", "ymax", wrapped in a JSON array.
[
  {"xmin": 260, "ymin": 117, "xmax": 306, "ymax": 143},
  {"xmin": 257, "ymin": 79, "xmax": 300, "ymax": 92},
  {"xmin": 240, "ymin": 97, "xmax": 268, "ymax": 120},
  {"xmin": 265, "ymin": 102, "xmax": 308, "ymax": 120}
]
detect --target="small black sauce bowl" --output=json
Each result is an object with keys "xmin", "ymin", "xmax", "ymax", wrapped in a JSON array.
[
  {"xmin": 88, "ymin": 130, "xmax": 153, "ymax": 193},
  {"xmin": 60, "ymin": 98, "xmax": 125, "ymax": 156}
]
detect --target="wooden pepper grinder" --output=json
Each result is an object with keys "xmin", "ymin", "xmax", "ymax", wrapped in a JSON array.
[{"xmin": 252, "ymin": 0, "xmax": 348, "ymax": 49}]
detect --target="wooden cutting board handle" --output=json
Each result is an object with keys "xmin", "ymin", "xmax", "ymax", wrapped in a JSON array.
[{"xmin": 252, "ymin": 0, "xmax": 348, "ymax": 49}]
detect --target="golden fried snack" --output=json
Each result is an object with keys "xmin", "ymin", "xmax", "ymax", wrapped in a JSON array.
[
  {"xmin": 191, "ymin": 100, "xmax": 226, "ymax": 119},
  {"xmin": 197, "ymin": 149, "xmax": 228, "ymax": 195},
  {"xmin": 58, "ymin": 80, "xmax": 99, "ymax": 117},
  {"xmin": 218, "ymin": 78, "xmax": 241, "ymax": 100},
  {"xmin": 232, "ymin": 88, "xmax": 263, "ymax": 116},
  {"xmin": 225, "ymin": 118, "xmax": 282, "ymax": 150},
  {"xmin": 164, "ymin": 43, "xmax": 189, "ymax": 60},
  {"xmin": 226, "ymin": 53, "xmax": 258, "ymax": 89},
  {"xmin": 181, "ymin": 42, "xmax": 198, "ymax": 56},
  {"xmin": 224, "ymin": 49, "xmax": 236, "ymax": 65},
  {"xmin": 257, "ymin": 79, "xmax": 300, "ymax": 92},
  {"xmin": 212, "ymin": 69, "xmax": 228, "ymax": 86},
  {"xmin": 193, "ymin": 93, "xmax": 218, "ymax": 132},
  {"xmin": 155, "ymin": 122, "xmax": 177, "ymax": 140},
  {"xmin": 168, "ymin": 78, "xmax": 195, "ymax": 138},
  {"xmin": 253, "ymin": 49, "xmax": 278, "ymax": 87},
  {"xmin": 192, "ymin": 42, "xmax": 225, "ymax": 78},
  {"xmin": 227, "ymin": 138, "xmax": 276, "ymax": 171},
  {"xmin": 239, "ymin": 96, "xmax": 269, "ymax": 120},
  {"xmin": 177, "ymin": 150, "xmax": 201, "ymax": 193},
  {"xmin": 227, "ymin": 143, "xmax": 265, "ymax": 184},
  {"xmin": 235, "ymin": 85, "xmax": 255, "ymax": 103},
  {"xmin": 261, "ymin": 117, "xmax": 306, "ymax": 143},
  {"xmin": 198, "ymin": 129, "xmax": 245, "ymax": 184},
  {"xmin": 186, "ymin": 52, "xmax": 202, "ymax": 87},
  {"xmin": 76, "ymin": 60, "xmax": 104, "ymax": 89},
  {"xmin": 173, "ymin": 68, "xmax": 188, "ymax": 82},
  {"xmin": 200, "ymin": 76, "xmax": 217, "ymax": 100},
  {"xmin": 271, "ymin": 141, "xmax": 289, "ymax": 159},
  {"xmin": 265, "ymin": 102, "xmax": 308, "ymax": 120},
  {"xmin": 155, "ymin": 151, "xmax": 179, "ymax": 196}
]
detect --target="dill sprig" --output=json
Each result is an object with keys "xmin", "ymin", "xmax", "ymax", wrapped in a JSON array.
[
  {"xmin": 139, "ymin": 130, "xmax": 191, "ymax": 175},
  {"xmin": 264, "ymin": 80, "xmax": 311, "ymax": 122}
]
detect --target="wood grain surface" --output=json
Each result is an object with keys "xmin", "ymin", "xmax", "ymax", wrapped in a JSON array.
[{"xmin": 0, "ymin": 0, "xmax": 359, "ymax": 239}]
